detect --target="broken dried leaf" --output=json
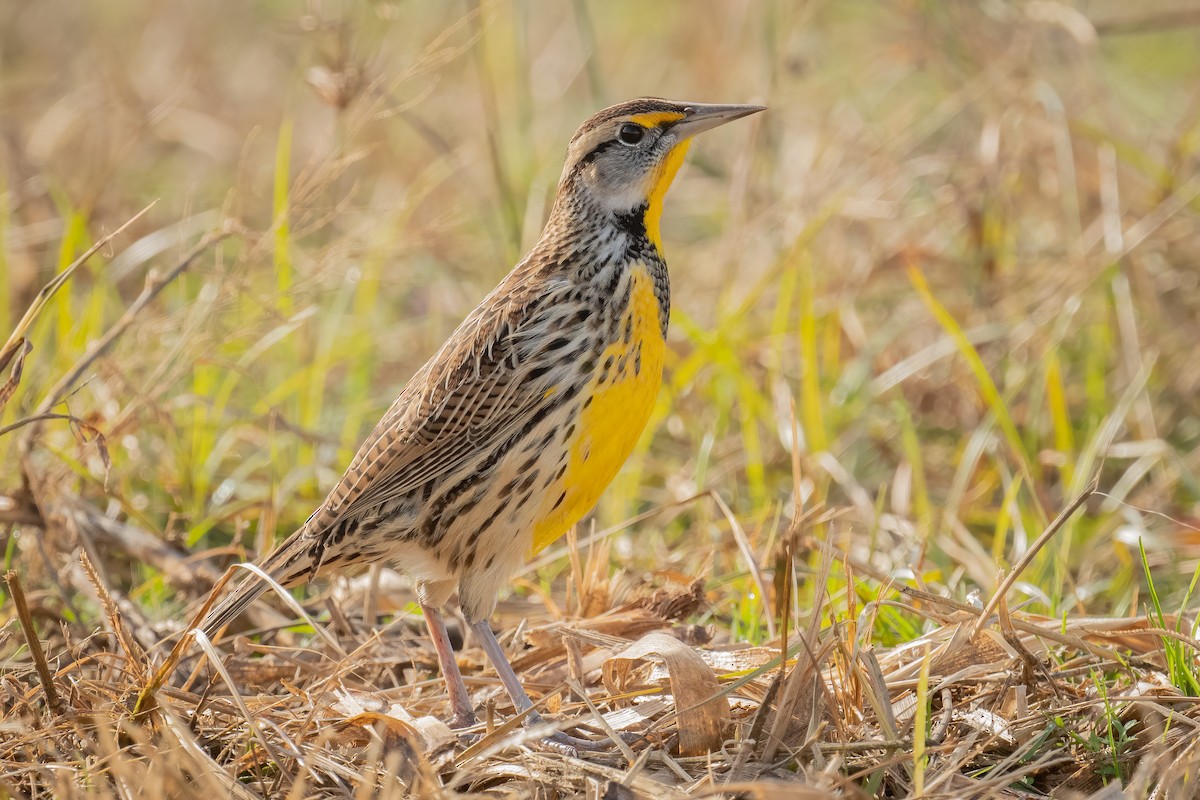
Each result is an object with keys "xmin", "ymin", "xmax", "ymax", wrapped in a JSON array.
[{"xmin": 602, "ymin": 632, "xmax": 730, "ymax": 756}]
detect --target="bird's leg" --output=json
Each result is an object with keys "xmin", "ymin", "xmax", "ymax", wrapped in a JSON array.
[
  {"xmin": 469, "ymin": 618, "xmax": 538, "ymax": 714},
  {"xmin": 469, "ymin": 618, "xmax": 617, "ymax": 752},
  {"xmin": 421, "ymin": 603, "xmax": 476, "ymax": 729}
]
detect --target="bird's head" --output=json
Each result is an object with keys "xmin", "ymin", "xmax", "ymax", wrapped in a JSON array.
[{"xmin": 555, "ymin": 98, "xmax": 764, "ymax": 251}]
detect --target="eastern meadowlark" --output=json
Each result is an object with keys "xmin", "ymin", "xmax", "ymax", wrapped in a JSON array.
[{"xmin": 198, "ymin": 97, "xmax": 763, "ymax": 745}]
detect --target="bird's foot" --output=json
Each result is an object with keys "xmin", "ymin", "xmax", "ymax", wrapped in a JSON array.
[
  {"xmin": 448, "ymin": 709, "xmax": 637, "ymax": 757},
  {"xmin": 531, "ymin": 728, "xmax": 628, "ymax": 756},
  {"xmin": 523, "ymin": 712, "xmax": 641, "ymax": 756},
  {"xmin": 448, "ymin": 711, "xmax": 484, "ymax": 749},
  {"xmin": 449, "ymin": 711, "xmax": 478, "ymax": 731}
]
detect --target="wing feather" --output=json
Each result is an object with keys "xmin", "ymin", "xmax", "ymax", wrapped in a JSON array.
[{"xmin": 297, "ymin": 267, "xmax": 571, "ymax": 539}]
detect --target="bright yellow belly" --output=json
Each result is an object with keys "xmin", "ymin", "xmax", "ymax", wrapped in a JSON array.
[{"xmin": 529, "ymin": 267, "xmax": 665, "ymax": 554}]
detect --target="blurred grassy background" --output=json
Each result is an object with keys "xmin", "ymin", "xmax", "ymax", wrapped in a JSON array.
[{"xmin": 3, "ymin": 0, "xmax": 1200, "ymax": 650}]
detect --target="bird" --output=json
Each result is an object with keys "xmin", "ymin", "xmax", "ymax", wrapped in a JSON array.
[{"xmin": 196, "ymin": 97, "xmax": 764, "ymax": 746}]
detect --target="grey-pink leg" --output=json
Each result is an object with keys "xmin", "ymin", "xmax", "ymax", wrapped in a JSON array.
[
  {"xmin": 469, "ymin": 618, "xmax": 538, "ymax": 715},
  {"xmin": 421, "ymin": 604, "xmax": 476, "ymax": 729},
  {"xmin": 469, "ymin": 618, "xmax": 626, "ymax": 752}
]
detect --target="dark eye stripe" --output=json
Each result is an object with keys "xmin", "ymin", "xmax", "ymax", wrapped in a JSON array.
[{"xmin": 574, "ymin": 139, "xmax": 619, "ymax": 170}]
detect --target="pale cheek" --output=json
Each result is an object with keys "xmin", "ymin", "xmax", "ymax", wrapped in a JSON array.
[
  {"xmin": 586, "ymin": 154, "xmax": 659, "ymax": 213},
  {"xmin": 600, "ymin": 175, "xmax": 650, "ymax": 212}
]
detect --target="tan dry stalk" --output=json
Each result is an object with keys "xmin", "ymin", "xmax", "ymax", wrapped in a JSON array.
[{"xmin": 4, "ymin": 570, "xmax": 63, "ymax": 715}]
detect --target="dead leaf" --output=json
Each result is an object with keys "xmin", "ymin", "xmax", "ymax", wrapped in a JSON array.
[
  {"xmin": 328, "ymin": 690, "xmax": 457, "ymax": 785},
  {"xmin": 0, "ymin": 339, "xmax": 31, "ymax": 414},
  {"xmin": 602, "ymin": 632, "xmax": 730, "ymax": 756}
]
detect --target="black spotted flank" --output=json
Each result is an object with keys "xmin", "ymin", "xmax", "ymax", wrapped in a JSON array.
[
  {"xmin": 517, "ymin": 469, "xmax": 539, "ymax": 494},
  {"xmin": 473, "ymin": 498, "xmax": 509, "ymax": 541}
]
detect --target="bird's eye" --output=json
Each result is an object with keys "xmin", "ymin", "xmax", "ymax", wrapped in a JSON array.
[{"xmin": 617, "ymin": 123, "xmax": 645, "ymax": 146}]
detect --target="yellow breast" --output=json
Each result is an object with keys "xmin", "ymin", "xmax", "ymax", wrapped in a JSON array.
[{"xmin": 529, "ymin": 266, "xmax": 665, "ymax": 554}]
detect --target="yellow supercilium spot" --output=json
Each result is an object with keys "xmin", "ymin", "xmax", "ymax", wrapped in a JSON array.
[{"xmin": 626, "ymin": 111, "xmax": 686, "ymax": 128}]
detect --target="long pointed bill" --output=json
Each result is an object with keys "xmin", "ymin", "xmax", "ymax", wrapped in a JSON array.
[{"xmin": 669, "ymin": 102, "xmax": 766, "ymax": 139}]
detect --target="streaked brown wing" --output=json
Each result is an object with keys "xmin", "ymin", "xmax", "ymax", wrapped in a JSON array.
[{"xmin": 298, "ymin": 278, "xmax": 553, "ymax": 539}]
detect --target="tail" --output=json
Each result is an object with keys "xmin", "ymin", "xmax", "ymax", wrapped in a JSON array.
[{"xmin": 195, "ymin": 532, "xmax": 317, "ymax": 638}]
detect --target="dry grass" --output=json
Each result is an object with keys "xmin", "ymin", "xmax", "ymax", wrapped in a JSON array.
[{"xmin": 4, "ymin": 1, "xmax": 1200, "ymax": 797}]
